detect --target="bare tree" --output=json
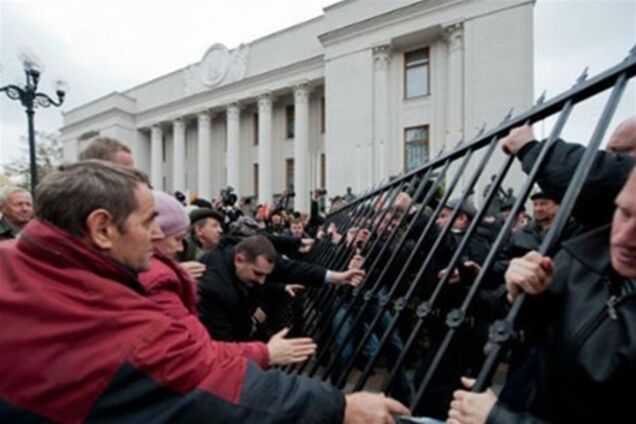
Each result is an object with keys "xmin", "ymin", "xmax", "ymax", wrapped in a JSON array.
[{"xmin": 2, "ymin": 131, "xmax": 63, "ymax": 189}]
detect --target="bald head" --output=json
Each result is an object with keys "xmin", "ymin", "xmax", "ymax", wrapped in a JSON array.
[{"xmin": 608, "ymin": 117, "xmax": 636, "ymax": 159}]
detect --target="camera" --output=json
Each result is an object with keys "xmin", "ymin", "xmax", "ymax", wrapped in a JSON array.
[
  {"xmin": 220, "ymin": 186, "xmax": 238, "ymax": 207},
  {"xmin": 315, "ymin": 188, "xmax": 327, "ymax": 197}
]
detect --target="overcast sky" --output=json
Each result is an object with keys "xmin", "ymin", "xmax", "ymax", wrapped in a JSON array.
[{"xmin": 1, "ymin": 0, "xmax": 635, "ymax": 166}]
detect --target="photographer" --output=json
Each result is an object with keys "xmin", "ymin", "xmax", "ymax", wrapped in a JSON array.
[{"xmin": 218, "ymin": 186, "xmax": 243, "ymax": 224}]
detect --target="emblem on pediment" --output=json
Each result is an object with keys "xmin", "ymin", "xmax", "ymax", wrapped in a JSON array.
[{"xmin": 184, "ymin": 43, "xmax": 250, "ymax": 95}]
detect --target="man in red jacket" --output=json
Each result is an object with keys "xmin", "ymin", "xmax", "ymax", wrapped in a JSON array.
[{"xmin": 0, "ymin": 160, "xmax": 409, "ymax": 423}]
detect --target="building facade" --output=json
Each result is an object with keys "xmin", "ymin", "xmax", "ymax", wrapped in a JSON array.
[{"xmin": 61, "ymin": 0, "xmax": 534, "ymax": 212}]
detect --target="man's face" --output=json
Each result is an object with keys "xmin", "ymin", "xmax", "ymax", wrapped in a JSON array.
[
  {"xmin": 290, "ymin": 222, "xmax": 304, "ymax": 238},
  {"xmin": 1, "ymin": 191, "xmax": 33, "ymax": 227},
  {"xmin": 108, "ymin": 184, "xmax": 162, "ymax": 272},
  {"xmin": 271, "ymin": 214, "xmax": 283, "ymax": 227},
  {"xmin": 196, "ymin": 217, "xmax": 223, "ymax": 249},
  {"xmin": 532, "ymin": 199, "xmax": 558, "ymax": 225},
  {"xmin": 436, "ymin": 207, "xmax": 468, "ymax": 231},
  {"xmin": 611, "ymin": 170, "xmax": 636, "ymax": 278},
  {"xmin": 234, "ymin": 254, "xmax": 274, "ymax": 287}
]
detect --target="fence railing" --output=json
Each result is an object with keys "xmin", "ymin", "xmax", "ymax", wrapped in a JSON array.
[{"xmin": 285, "ymin": 44, "xmax": 636, "ymax": 416}]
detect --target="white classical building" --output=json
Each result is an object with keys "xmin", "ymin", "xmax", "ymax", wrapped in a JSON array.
[{"xmin": 61, "ymin": 0, "xmax": 534, "ymax": 213}]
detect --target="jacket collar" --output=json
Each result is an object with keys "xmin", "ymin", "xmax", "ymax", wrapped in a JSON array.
[
  {"xmin": 561, "ymin": 224, "xmax": 612, "ymax": 275},
  {"xmin": 18, "ymin": 219, "xmax": 146, "ymax": 294}
]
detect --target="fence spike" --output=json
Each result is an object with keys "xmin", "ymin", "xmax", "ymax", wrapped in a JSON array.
[
  {"xmin": 500, "ymin": 108, "xmax": 514, "ymax": 124},
  {"xmin": 536, "ymin": 90, "xmax": 547, "ymax": 105},
  {"xmin": 574, "ymin": 67, "xmax": 589, "ymax": 86}
]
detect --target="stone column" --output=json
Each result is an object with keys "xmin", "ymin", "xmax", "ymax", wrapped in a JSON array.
[
  {"xmin": 257, "ymin": 93, "xmax": 273, "ymax": 205},
  {"xmin": 293, "ymin": 83, "xmax": 311, "ymax": 213},
  {"xmin": 226, "ymin": 103, "xmax": 241, "ymax": 193},
  {"xmin": 444, "ymin": 23, "xmax": 464, "ymax": 147},
  {"xmin": 197, "ymin": 112, "xmax": 212, "ymax": 198},
  {"xmin": 150, "ymin": 125, "xmax": 163, "ymax": 189},
  {"xmin": 373, "ymin": 44, "xmax": 391, "ymax": 183},
  {"xmin": 172, "ymin": 118, "xmax": 186, "ymax": 191}
]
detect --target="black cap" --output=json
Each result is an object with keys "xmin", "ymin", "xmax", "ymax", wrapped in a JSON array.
[
  {"xmin": 445, "ymin": 198, "xmax": 477, "ymax": 220},
  {"xmin": 530, "ymin": 190, "xmax": 560, "ymax": 203},
  {"xmin": 191, "ymin": 198, "xmax": 213, "ymax": 209},
  {"xmin": 189, "ymin": 207, "xmax": 225, "ymax": 225}
]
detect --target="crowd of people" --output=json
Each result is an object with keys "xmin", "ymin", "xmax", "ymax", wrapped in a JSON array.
[{"xmin": 0, "ymin": 115, "xmax": 634, "ymax": 423}]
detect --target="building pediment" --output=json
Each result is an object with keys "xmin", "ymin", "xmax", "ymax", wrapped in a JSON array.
[{"xmin": 184, "ymin": 43, "xmax": 250, "ymax": 96}]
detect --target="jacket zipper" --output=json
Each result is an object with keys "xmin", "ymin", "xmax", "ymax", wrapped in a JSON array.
[{"xmin": 569, "ymin": 294, "xmax": 630, "ymax": 355}]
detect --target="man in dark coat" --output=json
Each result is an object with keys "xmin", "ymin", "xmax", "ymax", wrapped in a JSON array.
[
  {"xmin": 448, "ymin": 119, "xmax": 636, "ymax": 423},
  {"xmin": 197, "ymin": 234, "xmax": 364, "ymax": 342},
  {"xmin": 449, "ymin": 165, "xmax": 636, "ymax": 424}
]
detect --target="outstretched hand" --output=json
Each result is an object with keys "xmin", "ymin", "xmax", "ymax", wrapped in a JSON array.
[{"xmin": 266, "ymin": 328, "xmax": 317, "ymax": 366}]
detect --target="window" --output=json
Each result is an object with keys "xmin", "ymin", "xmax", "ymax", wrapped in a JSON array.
[
  {"xmin": 320, "ymin": 97, "xmax": 326, "ymax": 134},
  {"xmin": 404, "ymin": 48, "xmax": 430, "ymax": 98},
  {"xmin": 286, "ymin": 105, "xmax": 295, "ymax": 139},
  {"xmin": 320, "ymin": 153, "xmax": 326, "ymax": 189},
  {"xmin": 285, "ymin": 158, "xmax": 294, "ymax": 190},
  {"xmin": 253, "ymin": 163, "xmax": 259, "ymax": 197},
  {"xmin": 404, "ymin": 126, "xmax": 429, "ymax": 172},
  {"xmin": 253, "ymin": 113, "xmax": 259, "ymax": 145}
]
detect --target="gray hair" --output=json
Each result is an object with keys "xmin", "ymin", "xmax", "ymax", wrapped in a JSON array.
[
  {"xmin": 78, "ymin": 136, "xmax": 131, "ymax": 162},
  {"xmin": 35, "ymin": 160, "xmax": 149, "ymax": 237},
  {"xmin": 0, "ymin": 186, "xmax": 31, "ymax": 207}
]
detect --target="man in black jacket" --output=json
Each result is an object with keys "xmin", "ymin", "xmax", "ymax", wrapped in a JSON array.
[
  {"xmin": 447, "ymin": 119, "xmax": 636, "ymax": 424},
  {"xmin": 197, "ymin": 235, "xmax": 364, "ymax": 341}
]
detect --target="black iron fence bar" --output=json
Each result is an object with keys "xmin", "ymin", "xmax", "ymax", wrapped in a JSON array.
[
  {"xmin": 381, "ymin": 144, "xmax": 517, "ymax": 394},
  {"xmin": 317, "ymin": 132, "xmax": 492, "ymax": 382},
  {"xmin": 307, "ymin": 162, "xmax": 445, "ymax": 379},
  {"xmin": 378, "ymin": 93, "xmax": 544, "ymax": 393},
  {"xmin": 299, "ymin": 183, "xmax": 408, "ymax": 322},
  {"xmin": 302, "ymin": 152, "xmax": 462, "ymax": 378},
  {"xmin": 297, "ymin": 181, "xmax": 411, "ymax": 346},
  {"xmin": 409, "ymin": 67, "xmax": 621, "ymax": 409},
  {"xmin": 472, "ymin": 66, "xmax": 630, "ymax": 394},
  {"xmin": 290, "ymin": 183, "xmax": 413, "ymax": 374},
  {"xmin": 332, "ymin": 127, "xmax": 505, "ymax": 387},
  {"xmin": 294, "ymin": 193, "xmax": 388, "ymax": 326},
  {"xmin": 298, "ymin": 144, "xmax": 453, "ymax": 339}
]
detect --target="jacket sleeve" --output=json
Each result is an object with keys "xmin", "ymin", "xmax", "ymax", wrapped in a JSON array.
[
  {"xmin": 124, "ymin": 317, "xmax": 345, "ymax": 423},
  {"xmin": 268, "ymin": 256, "xmax": 327, "ymax": 287},
  {"xmin": 518, "ymin": 139, "xmax": 633, "ymax": 228}
]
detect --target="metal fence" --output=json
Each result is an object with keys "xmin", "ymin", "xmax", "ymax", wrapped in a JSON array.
[{"xmin": 285, "ymin": 44, "xmax": 636, "ymax": 416}]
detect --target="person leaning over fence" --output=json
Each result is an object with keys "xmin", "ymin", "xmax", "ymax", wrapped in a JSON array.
[
  {"xmin": 502, "ymin": 119, "xmax": 635, "ymax": 229},
  {"xmin": 447, "ymin": 120, "xmax": 636, "ymax": 423},
  {"xmin": 0, "ymin": 161, "xmax": 410, "ymax": 423},
  {"xmin": 448, "ymin": 161, "xmax": 636, "ymax": 424},
  {"xmin": 196, "ymin": 234, "xmax": 365, "ymax": 342},
  {"xmin": 138, "ymin": 190, "xmax": 318, "ymax": 369}
]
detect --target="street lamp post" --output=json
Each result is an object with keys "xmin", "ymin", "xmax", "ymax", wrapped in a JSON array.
[{"xmin": 1, "ymin": 58, "xmax": 65, "ymax": 196}]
